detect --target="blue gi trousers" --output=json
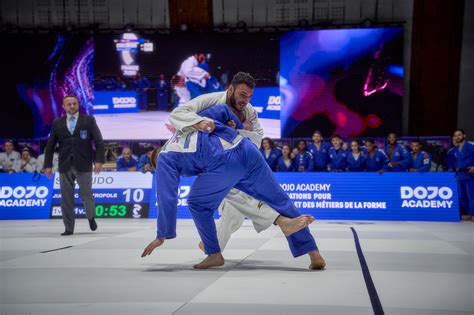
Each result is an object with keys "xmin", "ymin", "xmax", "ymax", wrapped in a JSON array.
[{"xmin": 156, "ymin": 137, "xmax": 318, "ymax": 258}]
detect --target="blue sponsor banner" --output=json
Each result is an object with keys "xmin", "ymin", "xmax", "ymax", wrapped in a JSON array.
[
  {"xmin": 0, "ymin": 172, "xmax": 460, "ymax": 221},
  {"xmin": 149, "ymin": 172, "xmax": 459, "ymax": 222},
  {"xmin": 251, "ymin": 86, "xmax": 280, "ymax": 120},
  {"xmin": 0, "ymin": 173, "xmax": 54, "ymax": 220},
  {"xmin": 93, "ymin": 90, "xmax": 138, "ymax": 114}
]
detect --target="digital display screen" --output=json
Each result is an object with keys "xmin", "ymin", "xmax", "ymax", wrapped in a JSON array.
[{"xmin": 280, "ymin": 28, "xmax": 404, "ymax": 138}]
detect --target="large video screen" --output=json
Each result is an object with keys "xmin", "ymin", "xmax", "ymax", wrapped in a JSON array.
[
  {"xmin": 0, "ymin": 34, "xmax": 93, "ymax": 139},
  {"xmin": 280, "ymin": 28, "xmax": 403, "ymax": 138},
  {"xmin": 2, "ymin": 27, "xmax": 403, "ymax": 141},
  {"xmin": 93, "ymin": 32, "xmax": 280, "ymax": 139}
]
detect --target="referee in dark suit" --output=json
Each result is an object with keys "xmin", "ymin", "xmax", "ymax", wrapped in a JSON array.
[{"xmin": 44, "ymin": 95, "xmax": 105, "ymax": 235}]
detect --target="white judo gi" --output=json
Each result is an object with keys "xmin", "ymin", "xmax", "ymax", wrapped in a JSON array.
[{"xmin": 169, "ymin": 91, "xmax": 280, "ymax": 250}]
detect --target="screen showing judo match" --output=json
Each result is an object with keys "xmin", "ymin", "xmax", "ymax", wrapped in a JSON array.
[{"xmin": 1, "ymin": 27, "xmax": 402, "ymax": 140}]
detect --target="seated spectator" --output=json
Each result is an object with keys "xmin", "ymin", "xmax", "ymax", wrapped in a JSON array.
[
  {"xmin": 384, "ymin": 133, "xmax": 411, "ymax": 172},
  {"xmin": 307, "ymin": 130, "xmax": 330, "ymax": 171},
  {"xmin": 260, "ymin": 138, "xmax": 281, "ymax": 171},
  {"xmin": 294, "ymin": 140, "xmax": 314, "ymax": 172},
  {"xmin": 346, "ymin": 140, "xmax": 367, "ymax": 171},
  {"xmin": 363, "ymin": 139, "xmax": 388, "ymax": 172},
  {"xmin": 138, "ymin": 147, "xmax": 155, "ymax": 173},
  {"xmin": 328, "ymin": 135, "xmax": 347, "ymax": 171},
  {"xmin": 276, "ymin": 144, "xmax": 295, "ymax": 172},
  {"xmin": 0, "ymin": 140, "xmax": 21, "ymax": 173},
  {"xmin": 409, "ymin": 140, "xmax": 431, "ymax": 172},
  {"xmin": 13, "ymin": 148, "xmax": 37, "ymax": 173},
  {"xmin": 36, "ymin": 148, "xmax": 59, "ymax": 173},
  {"xmin": 116, "ymin": 148, "xmax": 138, "ymax": 171}
]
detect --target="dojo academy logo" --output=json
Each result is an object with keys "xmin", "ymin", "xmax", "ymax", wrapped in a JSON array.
[
  {"xmin": 112, "ymin": 97, "xmax": 137, "ymax": 109},
  {"xmin": 0, "ymin": 186, "xmax": 49, "ymax": 207},
  {"xmin": 266, "ymin": 96, "xmax": 281, "ymax": 111},
  {"xmin": 400, "ymin": 186, "xmax": 454, "ymax": 208}
]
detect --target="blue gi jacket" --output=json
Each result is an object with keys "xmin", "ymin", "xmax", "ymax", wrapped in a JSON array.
[
  {"xmin": 346, "ymin": 152, "xmax": 367, "ymax": 171},
  {"xmin": 276, "ymin": 156, "xmax": 295, "ymax": 172},
  {"xmin": 384, "ymin": 144, "xmax": 411, "ymax": 172},
  {"xmin": 445, "ymin": 147, "xmax": 456, "ymax": 171},
  {"xmin": 260, "ymin": 148, "xmax": 282, "ymax": 171},
  {"xmin": 410, "ymin": 151, "xmax": 431, "ymax": 172},
  {"xmin": 294, "ymin": 151, "xmax": 314, "ymax": 172},
  {"xmin": 328, "ymin": 147, "xmax": 347, "ymax": 171},
  {"xmin": 363, "ymin": 149, "xmax": 389, "ymax": 172},
  {"xmin": 455, "ymin": 141, "xmax": 474, "ymax": 180},
  {"xmin": 307, "ymin": 142, "xmax": 330, "ymax": 171}
]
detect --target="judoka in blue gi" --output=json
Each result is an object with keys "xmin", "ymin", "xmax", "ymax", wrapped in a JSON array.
[
  {"xmin": 363, "ymin": 139, "xmax": 389, "ymax": 172},
  {"xmin": 276, "ymin": 144, "xmax": 295, "ymax": 172},
  {"xmin": 408, "ymin": 140, "xmax": 431, "ymax": 172},
  {"xmin": 141, "ymin": 105, "xmax": 326, "ymax": 269},
  {"xmin": 384, "ymin": 133, "xmax": 412, "ymax": 172},
  {"xmin": 260, "ymin": 138, "xmax": 282, "ymax": 171},
  {"xmin": 294, "ymin": 140, "xmax": 314, "ymax": 172},
  {"xmin": 346, "ymin": 140, "xmax": 367, "ymax": 171},
  {"xmin": 328, "ymin": 135, "xmax": 347, "ymax": 171},
  {"xmin": 307, "ymin": 131, "xmax": 330, "ymax": 171},
  {"xmin": 453, "ymin": 129, "xmax": 474, "ymax": 220}
]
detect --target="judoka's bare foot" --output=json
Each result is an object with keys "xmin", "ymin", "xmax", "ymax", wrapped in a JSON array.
[
  {"xmin": 198, "ymin": 241, "xmax": 204, "ymax": 252},
  {"xmin": 461, "ymin": 215, "xmax": 472, "ymax": 221},
  {"xmin": 308, "ymin": 250, "xmax": 326, "ymax": 270},
  {"xmin": 193, "ymin": 253, "xmax": 225, "ymax": 269},
  {"xmin": 277, "ymin": 215, "xmax": 315, "ymax": 237}
]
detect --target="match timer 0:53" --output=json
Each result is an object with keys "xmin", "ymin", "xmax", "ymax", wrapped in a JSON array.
[{"xmin": 94, "ymin": 203, "xmax": 149, "ymax": 218}]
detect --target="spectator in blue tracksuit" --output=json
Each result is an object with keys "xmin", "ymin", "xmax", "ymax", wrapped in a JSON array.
[
  {"xmin": 294, "ymin": 140, "xmax": 314, "ymax": 172},
  {"xmin": 276, "ymin": 144, "xmax": 295, "ymax": 172},
  {"xmin": 307, "ymin": 130, "xmax": 330, "ymax": 171},
  {"xmin": 156, "ymin": 74, "xmax": 169, "ymax": 111},
  {"xmin": 453, "ymin": 129, "xmax": 474, "ymax": 220},
  {"xmin": 116, "ymin": 148, "xmax": 138, "ymax": 171},
  {"xmin": 445, "ymin": 136, "xmax": 457, "ymax": 171},
  {"xmin": 133, "ymin": 73, "xmax": 151, "ymax": 110},
  {"xmin": 384, "ymin": 133, "xmax": 412, "ymax": 172},
  {"xmin": 138, "ymin": 147, "xmax": 155, "ymax": 173},
  {"xmin": 328, "ymin": 135, "xmax": 347, "ymax": 171},
  {"xmin": 260, "ymin": 138, "xmax": 281, "ymax": 171},
  {"xmin": 142, "ymin": 104, "xmax": 323, "ymax": 268},
  {"xmin": 346, "ymin": 140, "xmax": 366, "ymax": 171},
  {"xmin": 363, "ymin": 139, "xmax": 389, "ymax": 172},
  {"xmin": 408, "ymin": 140, "xmax": 431, "ymax": 172}
]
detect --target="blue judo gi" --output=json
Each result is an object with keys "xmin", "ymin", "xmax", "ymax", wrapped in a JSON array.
[
  {"xmin": 294, "ymin": 151, "xmax": 314, "ymax": 172},
  {"xmin": 307, "ymin": 142, "xmax": 330, "ymax": 171},
  {"xmin": 155, "ymin": 105, "xmax": 318, "ymax": 257},
  {"xmin": 260, "ymin": 148, "xmax": 282, "ymax": 171},
  {"xmin": 384, "ymin": 144, "xmax": 412, "ymax": 172},
  {"xmin": 410, "ymin": 151, "xmax": 431, "ymax": 172},
  {"xmin": 363, "ymin": 149, "xmax": 389, "ymax": 172},
  {"xmin": 346, "ymin": 152, "xmax": 367, "ymax": 171},
  {"xmin": 276, "ymin": 156, "xmax": 295, "ymax": 172},
  {"xmin": 455, "ymin": 141, "xmax": 474, "ymax": 215},
  {"xmin": 445, "ymin": 147, "xmax": 456, "ymax": 171},
  {"xmin": 328, "ymin": 147, "xmax": 347, "ymax": 171}
]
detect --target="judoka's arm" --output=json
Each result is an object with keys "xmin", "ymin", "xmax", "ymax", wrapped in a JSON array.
[
  {"xmin": 142, "ymin": 154, "xmax": 180, "ymax": 257},
  {"xmin": 169, "ymin": 94, "xmax": 220, "ymax": 132}
]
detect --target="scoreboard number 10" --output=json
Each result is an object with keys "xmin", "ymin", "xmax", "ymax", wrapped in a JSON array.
[{"xmin": 123, "ymin": 189, "xmax": 145, "ymax": 203}]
